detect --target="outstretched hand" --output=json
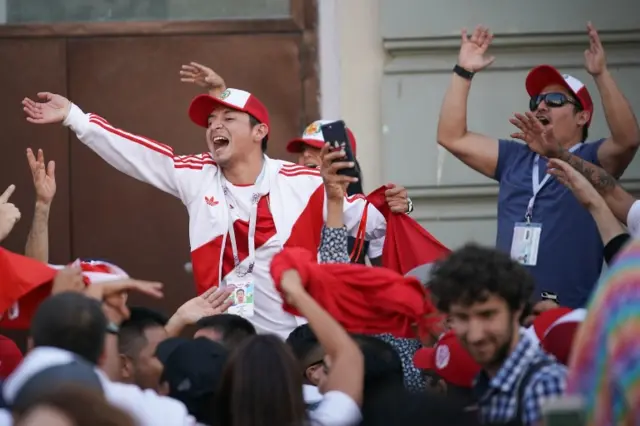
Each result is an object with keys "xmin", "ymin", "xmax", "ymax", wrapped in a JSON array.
[
  {"xmin": 584, "ymin": 22, "xmax": 607, "ymax": 76},
  {"xmin": 547, "ymin": 158, "xmax": 602, "ymax": 209},
  {"xmin": 509, "ymin": 112, "xmax": 561, "ymax": 158},
  {"xmin": 180, "ymin": 62, "xmax": 227, "ymax": 96},
  {"xmin": 458, "ymin": 25, "xmax": 495, "ymax": 72},
  {"xmin": 27, "ymin": 148, "xmax": 56, "ymax": 205},
  {"xmin": 22, "ymin": 92, "xmax": 71, "ymax": 124}
]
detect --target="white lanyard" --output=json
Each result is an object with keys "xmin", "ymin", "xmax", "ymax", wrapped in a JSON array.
[
  {"xmin": 220, "ymin": 160, "xmax": 268, "ymax": 277},
  {"xmin": 526, "ymin": 144, "xmax": 580, "ymax": 222}
]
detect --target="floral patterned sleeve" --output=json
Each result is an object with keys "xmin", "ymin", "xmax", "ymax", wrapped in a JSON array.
[{"xmin": 318, "ymin": 225, "xmax": 350, "ymax": 264}]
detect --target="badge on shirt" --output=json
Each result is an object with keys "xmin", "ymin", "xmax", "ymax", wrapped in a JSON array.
[
  {"xmin": 511, "ymin": 223, "xmax": 542, "ymax": 266},
  {"xmin": 225, "ymin": 275, "xmax": 255, "ymax": 318}
]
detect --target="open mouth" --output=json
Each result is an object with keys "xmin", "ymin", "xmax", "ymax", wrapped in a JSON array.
[
  {"xmin": 536, "ymin": 116, "xmax": 550, "ymax": 126},
  {"xmin": 305, "ymin": 163, "xmax": 319, "ymax": 169},
  {"xmin": 212, "ymin": 136, "xmax": 230, "ymax": 153}
]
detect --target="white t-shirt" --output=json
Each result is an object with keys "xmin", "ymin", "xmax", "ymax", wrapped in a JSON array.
[
  {"xmin": 627, "ymin": 200, "xmax": 640, "ymax": 238},
  {"xmin": 224, "ymin": 183, "xmax": 299, "ymax": 339},
  {"xmin": 308, "ymin": 391, "xmax": 361, "ymax": 426}
]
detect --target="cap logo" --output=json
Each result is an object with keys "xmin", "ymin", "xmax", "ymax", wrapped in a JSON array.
[
  {"xmin": 219, "ymin": 89, "xmax": 231, "ymax": 100},
  {"xmin": 303, "ymin": 122, "xmax": 321, "ymax": 136},
  {"xmin": 435, "ymin": 345, "xmax": 450, "ymax": 370}
]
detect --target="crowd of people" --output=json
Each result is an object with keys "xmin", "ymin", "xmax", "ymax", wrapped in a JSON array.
[{"xmin": 0, "ymin": 21, "xmax": 639, "ymax": 426}]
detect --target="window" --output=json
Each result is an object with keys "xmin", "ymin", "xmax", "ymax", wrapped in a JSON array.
[{"xmin": 3, "ymin": 0, "xmax": 290, "ymax": 24}]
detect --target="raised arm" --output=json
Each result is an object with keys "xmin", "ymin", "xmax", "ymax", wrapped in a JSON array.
[
  {"xmin": 24, "ymin": 149, "xmax": 55, "ymax": 262},
  {"xmin": 582, "ymin": 23, "xmax": 640, "ymax": 177},
  {"xmin": 437, "ymin": 26, "xmax": 500, "ymax": 179},
  {"xmin": 23, "ymin": 93, "xmax": 211, "ymax": 202}
]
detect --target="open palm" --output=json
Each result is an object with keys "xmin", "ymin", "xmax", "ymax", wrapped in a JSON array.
[
  {"xmin": 458, "ymin": 26, "xmax": 495, "ymax": 72},
  {"xmin": 180, "ymin": 62, "xmax": 226, "ymax": 91},
  {"xmin": 22, "ymin": 92, "xmax": 71, "ymax": 124}
]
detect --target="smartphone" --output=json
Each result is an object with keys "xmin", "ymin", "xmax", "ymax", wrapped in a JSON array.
[
  {"xmin": 541, "ymin": 396, "xmax": 585, "ymax": 426},
  {"xmin": 320, "ymin": 120, "xmax": 359, "ymax": 178}
]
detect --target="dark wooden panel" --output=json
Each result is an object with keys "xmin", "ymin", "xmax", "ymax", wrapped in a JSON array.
[
  {"xmin": 66, "ymin": 33, "xmax": 308, "ymax": 312},
  {"xmin": 0, "ymin": 38, "xmax": 71, "ymax": 264}
]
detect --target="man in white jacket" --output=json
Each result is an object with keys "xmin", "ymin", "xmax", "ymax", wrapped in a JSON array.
[{"xmin": 22, "ymin": 89, "xmax": 387, "ymax": 339}]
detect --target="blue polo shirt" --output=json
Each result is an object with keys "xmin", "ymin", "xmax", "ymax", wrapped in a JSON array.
[{"xmin": 495, "ymin": 139, "xmax": 606, "ymax": 308}]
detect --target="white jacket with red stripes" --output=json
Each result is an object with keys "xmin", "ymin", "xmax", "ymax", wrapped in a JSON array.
[{"xmin": 62, "ymin": 104, "xmax": 387, "ymax": 338}]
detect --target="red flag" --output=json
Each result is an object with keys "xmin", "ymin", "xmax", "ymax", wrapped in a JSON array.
[
  {"xmin": 270, "ymin": 247, "xmax": 441, "ymax": 338},
  {"xmin": 0, "ymin": 249, "xmax": 129, "ymax": 330},
  {"xmin": 351, "ymin": 186, "xmax": 451, "ymax": 275}
]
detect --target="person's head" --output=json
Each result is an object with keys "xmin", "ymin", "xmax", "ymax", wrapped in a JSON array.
[
  {"xmin": 188, "ymin": 88, "xmax": 270, "ymax": 167},
  {"xmin": 286, "ymin": 119, "xmax": 358, "ymax": 169},
  {"xmin": 526, "ymin": 65, "xmax": 594, "ymax": 146},
  {"xmin": 30, "ymin": 292, "xmax": 107, "ymax": 365},
  {"xmin": 194, "ymin": 314, "xmax": 256, "ymax": 351},
  {"xmin": 118, "ymin": 307, "xmax": 168, "ymax": 390},
  {"xmin": 13, "ymin": 386, "xmax": 135, "ymax": 426},
  {"xmin": 216, "ymin": 334, "xmax": 307, "ymax": 426},
  {"xmin": 286, "ymin": 324, "xmax": 326, "ymax": 386},
  {"xmin": 235, "ymin": 288, "xmax": 245, "ymax": 303},
  {"xmin": 156, "ymin": 337, "xmax": 228, "ymax": 425},
  {"xmin": 428, "ymin": 244, "xmax": 534, "ymax": 372},
  {"xmin": 346, "ymin": 334, "xmax": 404, "ymax": 396}
]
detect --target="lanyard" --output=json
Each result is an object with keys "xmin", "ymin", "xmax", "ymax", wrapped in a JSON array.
[
  {"xmin": 220, "ymin": 160, "xmax": 268, "ymax": 277},
  {"xmin": 526, "ymin": 144, "xmax": 580, "ymax": 222}
]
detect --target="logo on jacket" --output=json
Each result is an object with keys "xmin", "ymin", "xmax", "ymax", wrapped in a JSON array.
[{"xmin": 205, "ymin": 196, "xmax": 219, "ymax": 207}]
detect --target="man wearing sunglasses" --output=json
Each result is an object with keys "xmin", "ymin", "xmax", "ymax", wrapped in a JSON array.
[{"xmin": 437, "ymin": 23, "xmax": 639, "ymax": 309}]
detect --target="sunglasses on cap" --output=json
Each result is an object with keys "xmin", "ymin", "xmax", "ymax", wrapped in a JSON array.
[{"xmin": 529, "ymin": 92, "xmax": 582, "ymax": 112}]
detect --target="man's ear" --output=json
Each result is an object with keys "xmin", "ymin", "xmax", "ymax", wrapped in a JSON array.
[
  {"xmin": 119, "ymin": 354, "xmax": 133, "ymax": 380},
  {"xmin": 576, "ymin": 110, "xmax": 591, "ymax": 127},
  {"xmin": 254, "ymin": 123, "xmax": 269, "ymax": 141}
]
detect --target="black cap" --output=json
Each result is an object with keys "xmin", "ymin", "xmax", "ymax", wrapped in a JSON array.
[{"xmin": 156, "ymin": 337, "xmax": 228, "ymax": 424}]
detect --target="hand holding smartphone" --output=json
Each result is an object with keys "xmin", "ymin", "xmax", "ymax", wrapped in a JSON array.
[{"xmin": 320, "ymin": 120, "xmax": 359, "ymax": 178}]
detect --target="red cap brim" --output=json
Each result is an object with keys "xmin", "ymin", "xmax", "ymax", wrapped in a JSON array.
[
  {"xmin": 188, "ymin": 94, "xmax": 247, "ymax": 128},
  {"xmin": 413, "ymin": 347, "xmax": 436, "ymax": 370},
  {"xmin": 526, "ymin": 65, "xmax": 573, "ymax": 97},
  {"xmin": 285, "ymin": 138, "xmax": 325, "ymax": 154}
]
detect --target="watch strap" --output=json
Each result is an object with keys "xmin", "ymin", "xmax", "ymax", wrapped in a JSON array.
[{"xmin": 453, "ymin": 64, "xmax": 474, "ymax": 80}]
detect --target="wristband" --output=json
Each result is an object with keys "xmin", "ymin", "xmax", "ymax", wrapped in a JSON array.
[
  {"xmin": 106, "ymin": 322, "xmax": 120, "ymax": 335},
  {"xmin": 453, "ymin": 64, "xmax": 474, "ymax": 80}
]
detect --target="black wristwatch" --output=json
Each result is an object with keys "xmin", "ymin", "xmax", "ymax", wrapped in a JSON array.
[{"xmin": 453, "ymin": 64, "xmax": 474, "ymax": 80}]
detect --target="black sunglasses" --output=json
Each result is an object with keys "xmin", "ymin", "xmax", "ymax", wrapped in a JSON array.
[{"xmin": 529, "ymin": 92, "xmax": 582, "ymax": 112}]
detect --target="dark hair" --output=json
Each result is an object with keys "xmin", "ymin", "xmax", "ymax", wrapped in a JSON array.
[
  {"xmin": 196, "ymin": 314, "xmax": 256, "ymax": 351},
  {"xmin": 119, "ymin": 307, "xmax": 168, "ymax": 357},
  {"xmin": 351, "ymin": 334, "xmax": 404, "ymax": 391},
  {"xmin": 286, "ymin": 324, "xmax": 320, "ymax": 364},
  {"xmin": 30, "ymin": 292, "xmax": 107, "ymax": 364},
  {"xmin": 216, "ymin": 335, "xmax": 307, "ymax": 426},
  {"xmin": 13, "ymin": 386, "xmax": 135, "ymax": 426},
  {"xmin": 428, "ymin": 243, "xmax": 534, "ymax": 313},
  {"xmin": 249, "ymin": 115, "xmax": 268, "ymax": 152}
]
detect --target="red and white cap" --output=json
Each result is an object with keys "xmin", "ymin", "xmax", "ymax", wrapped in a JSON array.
[
  {"xmin": 286, "ymin": 120, "xmax": 357, "ymax": 156},
  {"xmin": 526, "ymin": 65, "xmax": 594, "ymax": 127},
  {"xmin": 188, "ymin": 88, "xmax": 270, "ymax": 130},
  {"xmin": 541, "ymin": 308, "xmax": 586, "ymax": 365},
  {"xmin": 413, "ymin": 330, "xmax": 481, "ymax": 388},
  {"xmin": 531, "ymin": 306, "xmax": 573, "ymax": 341}
]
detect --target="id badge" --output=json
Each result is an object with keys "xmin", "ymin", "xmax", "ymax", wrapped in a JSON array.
[
  {"xmin": 225, "ymin": 274, "xmax": 255, "ymax": 318},
  {"xmin": 510, "ymin": 222, "xmax": 542, "ymax": 266}
]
